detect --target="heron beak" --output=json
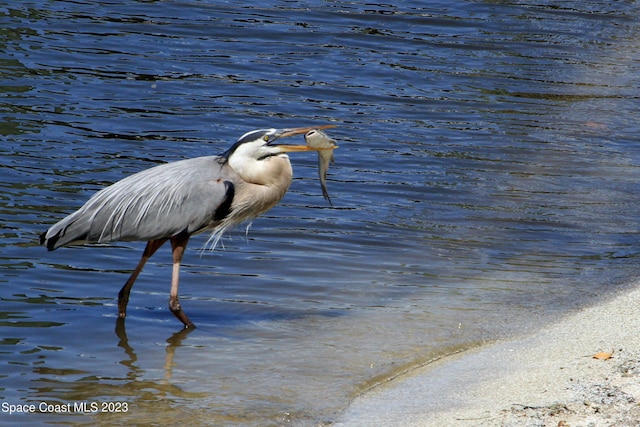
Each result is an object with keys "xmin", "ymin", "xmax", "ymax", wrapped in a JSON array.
[
  {"xmin": 274, "ymin": 125, "xmax": 337, "ymax": 152},
  {"xmin": 278, "ymin": 125, "xmax": 336, "ymax": 138}
]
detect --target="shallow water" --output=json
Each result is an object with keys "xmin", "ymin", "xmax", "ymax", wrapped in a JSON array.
[{"xmin": 2, "ymin": 1, "xmax": 640, "ymax": 425}]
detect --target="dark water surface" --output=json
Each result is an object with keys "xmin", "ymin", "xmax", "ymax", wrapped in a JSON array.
[{"xmin": 2, "ymin": 1, "xmax": 640, "ymax": 425}]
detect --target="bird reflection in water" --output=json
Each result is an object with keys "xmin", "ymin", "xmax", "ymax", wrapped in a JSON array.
[{"xmin": 115, "ymin": 318, "xmax": 196, "ymax": 386}]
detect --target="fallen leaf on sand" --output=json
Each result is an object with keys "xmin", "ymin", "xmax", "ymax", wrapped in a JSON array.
[{"xmin": 593, "ymin": 350, "xmax": 614, "ymax": 360}]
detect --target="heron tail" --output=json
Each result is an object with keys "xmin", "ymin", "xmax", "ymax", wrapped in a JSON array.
[{"xmin": 40, "ymin": 214, "xmax": 90, "ymax": 251}]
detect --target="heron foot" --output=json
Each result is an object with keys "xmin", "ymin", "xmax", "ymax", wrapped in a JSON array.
[
  {"xmin": 117, "ymin": 282, "xmax": 134, "ymax": 319},
  {"xmin": 117, "ymin": 290, "xmax": 129, "ymax": 319},
  {"xmin": 169, "ymin": 297, "xmax": 196, "ymax": 329}
]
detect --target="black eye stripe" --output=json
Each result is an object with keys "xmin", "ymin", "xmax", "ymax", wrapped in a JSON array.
[{"xmin": 222, "ymin": 129, "xmax": 274, "ymax": 160}]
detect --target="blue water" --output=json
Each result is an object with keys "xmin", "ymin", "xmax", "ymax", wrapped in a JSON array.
[{"xmin": 2, "ymin": 1, "xmax": 640, "ymax": 425}]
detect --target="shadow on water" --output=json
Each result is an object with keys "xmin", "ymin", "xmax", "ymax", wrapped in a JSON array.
[
  {"xmin": 12, "ymin": 320, "xmax": 209, "ymax": 426},
  {"xmin": 0, "ymin": 287, "xmax": 351, "ymax": 426}
]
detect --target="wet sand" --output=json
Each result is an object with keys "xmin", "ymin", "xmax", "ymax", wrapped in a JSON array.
[{"xmin": 336, "ymin": 283, "xmax": 640, "ymax": 426}]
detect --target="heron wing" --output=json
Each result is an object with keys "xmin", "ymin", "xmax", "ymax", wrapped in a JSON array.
[{"xmin": 42, "ymin": 156, "xmax": 237, "ymax": 250}]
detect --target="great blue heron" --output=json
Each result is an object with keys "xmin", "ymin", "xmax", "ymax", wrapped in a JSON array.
[{"xmin": 40, "ymin": 125, "xmax": 336, "ymax": 329}]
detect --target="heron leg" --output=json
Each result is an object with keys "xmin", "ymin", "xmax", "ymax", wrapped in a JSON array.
[
  {"xmin": 118, "ymin": 239, "xmax": 167, "ymax": 319},
  {"xmin": 168, "ymin": 233, "xmax": 195, "ymax": 329}
]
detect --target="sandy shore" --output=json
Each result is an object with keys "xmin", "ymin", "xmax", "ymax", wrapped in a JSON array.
[{"xmin": 336, "ymin": 284, "xmax": 640, "ymax": 426}]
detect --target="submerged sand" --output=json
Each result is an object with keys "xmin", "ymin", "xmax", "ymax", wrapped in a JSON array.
[{"xmin": 336, "ymin": 284, "xmax": 640, "ymax": 426}]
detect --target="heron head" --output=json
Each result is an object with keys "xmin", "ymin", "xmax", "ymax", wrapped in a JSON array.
[
  {"xmin": 222, "ymin": 125, "xmax": 336, "ymax": 162},
  {"xmin": 222, "ymin": 125, "xmax": 336, "ymax": 186}
]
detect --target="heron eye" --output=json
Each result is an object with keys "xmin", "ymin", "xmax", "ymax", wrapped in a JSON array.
[{"xmin": 263, "ymin": 135, "xmax": 269, "ymax": 142}]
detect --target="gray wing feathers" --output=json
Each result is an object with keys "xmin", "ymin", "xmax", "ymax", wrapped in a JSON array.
[{"xmin": 43, "ymin": 156, "xmax": 234, "ymax": 249}]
